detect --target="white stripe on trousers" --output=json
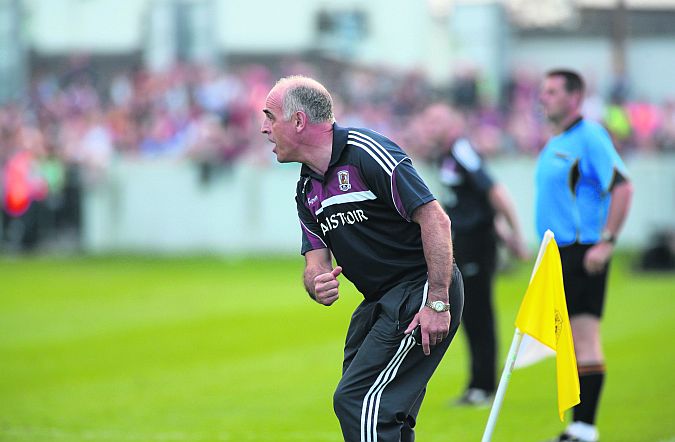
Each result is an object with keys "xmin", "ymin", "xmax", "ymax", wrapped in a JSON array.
[
  {"xmin": 360, "ymin": 336, "xmax": 416, "ymax": 442},
  {"xmin": 359, "ymin": 282, "xmax": 429, "ymax": 442}
]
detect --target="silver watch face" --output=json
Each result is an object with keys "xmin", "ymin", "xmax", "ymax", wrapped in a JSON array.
[{"xmin": 432, "ymin": 301, "xmax": 444, "ymax": 312}]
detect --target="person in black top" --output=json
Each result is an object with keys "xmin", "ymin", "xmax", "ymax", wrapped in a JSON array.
[
  {"xmin": 418, "ymin": 103, "xmax": 528, "ymax": 406},
  {"xmin": 261, "ymin": 76, "xmax": 464, "ymax": 442}
]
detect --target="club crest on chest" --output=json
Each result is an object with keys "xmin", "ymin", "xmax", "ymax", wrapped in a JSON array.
[{"xmin": 338, "ymin": 170, "xmax": 351, "ymax": 191}]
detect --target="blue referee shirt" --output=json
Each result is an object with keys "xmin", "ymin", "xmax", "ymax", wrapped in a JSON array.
[
  {"xmin": 296, "ymin": 123, "xmax": 435, "ymax": 301},
  {"xmin": 535, "ymin": 117, "xmax": 629, "ymax": 246}
]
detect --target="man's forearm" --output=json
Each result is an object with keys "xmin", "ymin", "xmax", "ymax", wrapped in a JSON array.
[
  {"xmin": 604, "ymin": 181, "xmax": 633, "ymax": 238},
  {"xmin": 303, "ymin": 248, "xmax": 334, "ymax": 299},
  {"xmin": 489, "ymin": 184, "xmax": 523, "ymax": 236},
  {"xmin": 413, "ymin": 201, "xmax": 453, "ymax": 302},
  {"xmin": 303, "ymin": 267, "xmax": 323, "ymax": 299}
]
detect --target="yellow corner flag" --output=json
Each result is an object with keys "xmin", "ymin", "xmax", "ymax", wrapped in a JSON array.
[{"xmin": 515, "ymin": 236, "xmax": 580, "ymax": 421}]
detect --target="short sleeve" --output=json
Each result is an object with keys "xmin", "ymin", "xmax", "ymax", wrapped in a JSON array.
[
  {"xmin": 295, "ymin": 180, "xmax": 327, "ymax": 255},
  {"xmin": 452, "ymin": 139, "xmax": 494, "ymax": 193},
  {"xmin": 584, "ymin": 125, "xmax": 629, "ymax": 193},
  {"xmin": 360, "ymin": 151, "xmax": 434, "ymax": 221},
  {"xmin": 391, "ymin": 159, "xmax": 436, "ymax": 220}
]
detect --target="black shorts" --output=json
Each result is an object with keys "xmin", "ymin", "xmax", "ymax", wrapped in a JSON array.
[{"xmin": 559, "ymin": 243, "xmax": 610, "ymax": 318}]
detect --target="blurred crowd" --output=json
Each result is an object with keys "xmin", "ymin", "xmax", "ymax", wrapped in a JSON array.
[
  {"xmin": 3, "ymin": 59, "xmax": 675, "ymax": 168},
  {"xmin": 2, "ymin": 58, "xmax": 675, "ymax": 250}
]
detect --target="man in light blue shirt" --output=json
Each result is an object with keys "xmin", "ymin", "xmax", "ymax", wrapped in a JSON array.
[{"xmin": 536, "ymin": 70, "xmax": 633, "ymax": 442}]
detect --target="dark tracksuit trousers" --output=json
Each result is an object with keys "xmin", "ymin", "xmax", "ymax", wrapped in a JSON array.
[
  {"xmin": 453, "ymin": 229, "xmax": 498, "ymax": 393},
  {"xmin": 333, "ymin": 264, "xmax": 464, "ymax": 442}
]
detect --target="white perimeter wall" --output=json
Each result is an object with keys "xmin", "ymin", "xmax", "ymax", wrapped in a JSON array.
[
  {"xmin": 83, "ymin": 155, "xmax": 675, "ymax": 255},
  {"xmin": 511, "ymin": 36, "xmax": 675, "ymax": 101}
]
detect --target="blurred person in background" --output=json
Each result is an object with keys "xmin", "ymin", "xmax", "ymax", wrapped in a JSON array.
[
  {"xmin": 1, "ymin": 124, "xmax": 49, "ymax": 250},
  {"xmin": 603, "ymin": 95, "xmax": 632, "ymax": 152},
  {"xmin": 261, "ymin": 75, "xmax": 464, "ymax": 442},
  {"xmin": 657, "ymin": 99, "xmax": 675, "ymax": 151},
  {"xmin": 626, "ymin": 100, "xmax": 662, "ymax": 152},
  {"xmin": 417, "ymin": 103, "xmax": 529, "ymax": 406},
  {"xmin": 537, "ymin": 69, "xmax": 633, "ymax": 442}
]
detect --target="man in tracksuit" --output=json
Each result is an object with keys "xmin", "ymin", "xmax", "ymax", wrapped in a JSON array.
[{"xmin": 261, "ymin": 75, "xmax": 464, "ymax": 442}]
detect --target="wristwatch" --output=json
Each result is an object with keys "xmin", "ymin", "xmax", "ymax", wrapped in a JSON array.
[
  {"xmin": 600, "ymin": 230, "xmax": 616, "ymax": 244},
  {"xmin": 425, "ymin": 300, "xmax": 451, "ymax": 312}
]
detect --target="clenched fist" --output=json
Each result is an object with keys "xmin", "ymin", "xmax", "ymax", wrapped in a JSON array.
[{"xmin": 313, "ymin": 266, "xmax": 342, "ymax": 306}]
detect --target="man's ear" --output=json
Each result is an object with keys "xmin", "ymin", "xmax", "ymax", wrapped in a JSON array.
[{"xmin": 295, "ymin": 111, "xmax": 307, "ymax": 132}]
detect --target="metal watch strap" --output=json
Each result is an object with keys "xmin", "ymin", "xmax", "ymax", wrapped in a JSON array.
[{"xmin": 425, "ymin": 300, "xmax": 451, "ymax": 312}]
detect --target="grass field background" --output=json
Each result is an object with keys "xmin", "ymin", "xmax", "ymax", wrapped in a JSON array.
[{"xmin": 1, "ymin": 253, "xmax": 673, "ymax": 441}]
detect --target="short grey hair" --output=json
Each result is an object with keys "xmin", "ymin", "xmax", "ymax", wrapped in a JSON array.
[{"xmin": 279, "ymin": 76, "xmax": 334, "ymax": 123}]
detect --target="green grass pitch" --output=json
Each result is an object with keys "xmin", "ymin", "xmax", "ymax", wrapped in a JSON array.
[{"xmin": 0, "ymin": 254, "xmax": 673, "ymax": 441}]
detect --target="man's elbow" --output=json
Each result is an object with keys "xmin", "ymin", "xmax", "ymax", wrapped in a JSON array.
[
  {"xmin": 439, "ymin": 210, "xmax": 451, "ymax": 232},
  {"xmin": 428, "ymin": 206, "xmax": 452, "ymax": 235},
  {"xmin": 414, "ymin": 200, "xmax": 449, "ymax": 223},
  {"xmin": 429, "ymin": 202, "xmax": 452, "ymax": 232}
]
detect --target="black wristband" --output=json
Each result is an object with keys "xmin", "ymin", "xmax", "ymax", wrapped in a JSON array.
[{"xmin": 600, "ymin": 230, "xmax": 616, "ymax": 244}]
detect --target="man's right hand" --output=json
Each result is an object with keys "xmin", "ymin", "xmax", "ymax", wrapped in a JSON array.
[{"xmin": 313, "ymin": 266, "xmax": 342, "ymax": 306}]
